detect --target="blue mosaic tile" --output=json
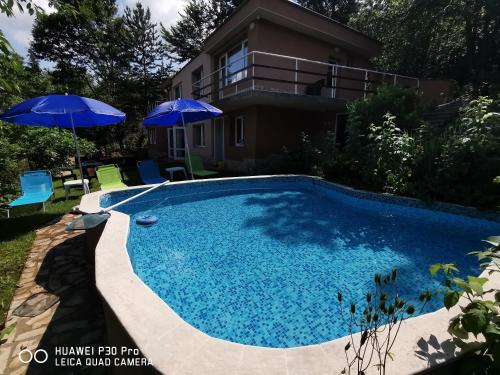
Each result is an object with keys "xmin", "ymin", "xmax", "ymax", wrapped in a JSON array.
[{"xmin": 101, "ymin": 177, "xmax": 500, "ymax": 348}]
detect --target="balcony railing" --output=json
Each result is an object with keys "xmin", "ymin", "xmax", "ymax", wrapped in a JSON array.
[{"xmin": 192, "ymin": 51, "xmax": 420, "ymax": 103}]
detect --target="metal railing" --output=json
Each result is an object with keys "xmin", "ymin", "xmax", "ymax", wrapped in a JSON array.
[{"xmin": 191, "ymin": 51, "xmax": 420, "ymax": 103}]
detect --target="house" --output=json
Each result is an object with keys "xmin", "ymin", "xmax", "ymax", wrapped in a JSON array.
[{"xmin": 147, "ymin": 0, "xmax": 446, "ymax": 172}]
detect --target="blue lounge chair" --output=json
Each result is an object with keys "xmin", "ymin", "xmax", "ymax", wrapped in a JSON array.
[
  {"xmin": 137, "ymin": 160, "xmax": 168, "ymax": 185},
  {"xmin": 6, "ymin": 170, "xmax": 54, "ymax": 218}
]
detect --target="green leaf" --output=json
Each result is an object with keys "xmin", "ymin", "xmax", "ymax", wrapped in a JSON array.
[
  {"xmin": 468, "ymin": 281, "xmax": 484, "ymax": 296},
  {"xmin": 444, "ymin": 291, "xmax": 460, "ymax": 310},
  {"xmin": 485, "ymin": 236, "xmax": 500, "ymax": 246},
  {"xmin": 467, "ymin": 276, "xmax": 488, "ymax": 286},
  {"xmin": 429, "ymin": 263, "xmax": 442, "ymax": 277},
  {"xmin": 462, "ymin": 308, "xmax": 489, "ymax": 336},
  {"xmin": 0, "ymin": 322, "xmax": 16, "ymax": 341},
  {"xmin": 448, "ymin": 317, "xmax": 469, "ymax": 340},
  {"xmin": 484, "ymin": 323, "xmax": 500, "ymax": 340}
]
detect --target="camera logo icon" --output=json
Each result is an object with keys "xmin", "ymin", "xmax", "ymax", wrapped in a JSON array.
[{"xmin": 18, "ymin": 349, "xmax": 48, "ymax": 364}]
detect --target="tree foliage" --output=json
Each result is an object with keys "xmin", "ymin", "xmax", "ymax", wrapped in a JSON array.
[
  {"xmin": 296, "ymin": 0, "xmax": 358, "ymax": 24},
  {"xmin": 161, "ymin": 0, "xmax": 240, "ymax": 63},
  {"xmin": 124, "ymin": 2, "xmax": 171, "ymax": 115},
  {"xmin": 350, "ymin": 0, "xmax": 500, "ymax": 94}
]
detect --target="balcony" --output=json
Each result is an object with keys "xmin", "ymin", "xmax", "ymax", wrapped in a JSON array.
[{"xmin": 192, "ymin": 51, "xmax": 420, "ymax": 111}]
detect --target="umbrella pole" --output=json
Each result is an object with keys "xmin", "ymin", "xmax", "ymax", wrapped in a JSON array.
[
  {"xmin": 181, "ymin": 112, "xmax": 194, "ymax": 180},
  {"xmin": 70, "ymin": 114, "xmax": 87, "ymax": 194}
]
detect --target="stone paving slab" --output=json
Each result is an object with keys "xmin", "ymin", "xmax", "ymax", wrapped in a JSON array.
[{"xmin": 0, "ymin": 214, "xmax": 106, "ymax": 374}]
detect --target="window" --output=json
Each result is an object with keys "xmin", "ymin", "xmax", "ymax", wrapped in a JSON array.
[
  {"xmin": 234, "ymin": 116, "xmax": 245, "ymax": 146},
  {"xmin": 147, "ymin": 128, "xmax": 157, "ymax": 145},
  {"xmin": 173, "ymin": 84, "xmax": 182, "ymax": 99},
  {"xmin": 192, "ymin": 67, "xmax": 203, "ymax": 99},
  {"xmin": 219, "ymin": 40, "xmax": 248, "ymax": 86},
  {"xmin": 193, "ymin": 123, "xmax": 205, "ymax": 147}
]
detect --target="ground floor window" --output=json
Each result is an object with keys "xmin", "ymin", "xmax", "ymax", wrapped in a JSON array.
[
  {"xmin": 234, "ymin": 116, "xmax": 245, "ymax": 146},
  {"xmin": 193, "ymin": 123, "xmax": 205, "ymax": 147}
]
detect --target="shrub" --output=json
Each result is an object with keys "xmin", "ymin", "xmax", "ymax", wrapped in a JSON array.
[
  {"xmin": 342, "ymin": 85, "xmax": 426, "ymax": 193},
  {"xmin": 365, "ymin": 113, "xmax": 421, "ymax": 194},
  {"xmin": 345, "ymin": 85, "xmax": 424, "ymax": 162},
  {"xmin": 430, "ymin": 237, "xmax": 500, "ymax": 374},
  {"xmin": 19, "ymin": 127, "xmax": 97, "ymax": 173},
  {"xmin": 0, "ymin": 124, "xmax": 97, "ymax": 201},
  {"xmin": 435, "ymin": 97, "xmax": 500, "ymax": 205}
]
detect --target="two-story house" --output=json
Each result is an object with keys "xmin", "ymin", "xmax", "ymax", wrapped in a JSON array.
[{"xmin": 147, "ymin": 0, "xmax": 443, "ymax": 172}]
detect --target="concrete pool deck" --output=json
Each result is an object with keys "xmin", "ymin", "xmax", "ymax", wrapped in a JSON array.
[{"xmin": 80, "ymin": 175, "xmax": 500, "ymax": 374}]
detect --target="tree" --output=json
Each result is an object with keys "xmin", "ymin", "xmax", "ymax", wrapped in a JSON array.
[
  {"xmin": 296, "ymin": 0, "xmax": 358, "ymax": 24},
  {"xmin": 0, "ymin": 33, "xmax": 23, "ymax": 109},
  {"xmin": 161, "ymin": 0, "xmax": 240, "ymax": 63},
  {"xmin": 124, "ymin": 2, "xmax": 171, "ymax": 115},
  {"xmin": 161, "ymin": 0, "xmax": 210, "ymax": 63},
  {"xmin": 0, "ymin": 0, "xmax": 38, "ymax": 16},
  {"xmin": 30, "ymin": 0, "xmax": 131, "ymax": 96},
  {"xmin": 350, "ymin": 0, "xmax": 500, "ymax": 94}
]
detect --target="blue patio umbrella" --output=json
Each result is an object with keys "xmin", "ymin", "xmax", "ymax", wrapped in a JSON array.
[
  {"xmin": 0, "ymin": 94, "xmax": 126, "ymax": 193},
  {"xmin": 144, "ymin": 98, "xmax": 222, "ymax": 179}
]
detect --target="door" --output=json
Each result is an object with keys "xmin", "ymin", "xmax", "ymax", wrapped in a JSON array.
[
  {"xmin": 168, "ymin": 126, "xmax": 186, "ymax": 159},
  {"xmin": 213, "ymin": 117, "xmax": 224, "ymax": 161}
]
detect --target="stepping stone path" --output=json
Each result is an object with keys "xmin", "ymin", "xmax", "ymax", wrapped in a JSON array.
[{"xmin": 0, "ymin": 214, "xmax": 106, "ymax": 374}]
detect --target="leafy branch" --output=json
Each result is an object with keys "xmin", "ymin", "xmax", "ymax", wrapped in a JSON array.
[
  {"xmin": 430, "ymin": 236, "xmax": 500, "ymax": 373},
  {"xmin": 340, "ymin": 269, "xmax": 431, "ymax": 374}
]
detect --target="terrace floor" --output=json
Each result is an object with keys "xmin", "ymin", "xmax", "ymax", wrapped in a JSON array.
[{"xmin": 0, "ymin": 214, "xmax": 106, "ymax": 375}]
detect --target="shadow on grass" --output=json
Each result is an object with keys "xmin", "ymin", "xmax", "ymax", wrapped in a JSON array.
[{"xmin": 0, "ymin": 213, "xmax": 63, "ymax": 242}]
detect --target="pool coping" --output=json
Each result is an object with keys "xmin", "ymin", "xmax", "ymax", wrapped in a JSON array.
[{"xmin": 81, "ymin": 175, "xmax": 500, "ymax": 374}]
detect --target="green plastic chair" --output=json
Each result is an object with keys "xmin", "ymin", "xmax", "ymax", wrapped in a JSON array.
[
  {"xmin": 96, "ymin": 164, "xmax": 127, "ymax": 190},
  {"xmin": 185, "ymin": 155, "xmax": 219, "ymax": 178}
]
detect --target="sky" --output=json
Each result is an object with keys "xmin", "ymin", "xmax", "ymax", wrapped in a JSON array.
[{"xmin": 0, "ymin": 0, "xmax": 186, "ymax": 64}]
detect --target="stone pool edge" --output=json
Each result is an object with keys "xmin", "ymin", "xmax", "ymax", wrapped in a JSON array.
[{"xmin": 80, "ymin": 175, "xmax": 500, "ymax": 374}]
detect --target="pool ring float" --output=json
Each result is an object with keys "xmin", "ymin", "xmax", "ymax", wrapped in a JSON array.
[{"xmin": 136, "ymin": 215, "xmax": 159, "ymax": 226}]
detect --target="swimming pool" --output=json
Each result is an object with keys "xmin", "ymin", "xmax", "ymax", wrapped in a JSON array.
[{"xmin": 100, "ymin": 177, "xmax": 500, "ymax": 349}]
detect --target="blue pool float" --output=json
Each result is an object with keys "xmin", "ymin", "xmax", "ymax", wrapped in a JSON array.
[{"xmin": 136, "ymin": 215, "xmax": 159, "ymax": 226}]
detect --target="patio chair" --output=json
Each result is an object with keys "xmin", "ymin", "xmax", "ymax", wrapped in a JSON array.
[
  {"xmin": 137, "ymin": 160, "xmax": 168, "ymax": 185},
  {"xmin": 5, "ymin": 170, "xmax": 54, "ymax": 218},
  {"xmin": 185, "ymin": 155, "xmax": 219, "ymax": 178},
  {"xmin": 96, "ymin": 164, "xmax": 127, "ymax": 190}
]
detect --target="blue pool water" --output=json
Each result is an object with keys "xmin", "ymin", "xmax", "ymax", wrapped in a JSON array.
[{"xmin": 101, "ymin": 178, "xmax": 500, "ymax": 348}]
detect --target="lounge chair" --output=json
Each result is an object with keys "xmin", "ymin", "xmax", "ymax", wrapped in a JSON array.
[
  {"xmin": 96, "ymin": 164, "xmax": 127, "ymax": 190},
  {"xmin": 5, "ymin": 170, "xmax": 53, "ymax": 218},
  {"xmin": 185, "ymin": 155, "xmax": 219, "ymax": 178},
  {"xmin": 137, "ymin": 160, "xmax": 168, "ymax": 185}
]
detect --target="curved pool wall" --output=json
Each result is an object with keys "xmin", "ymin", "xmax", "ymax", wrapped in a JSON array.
[{"xmin": 81, "ymin": 176, "xmax": 500, "ymax": 374}]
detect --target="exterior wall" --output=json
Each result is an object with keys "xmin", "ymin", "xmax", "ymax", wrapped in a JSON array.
[
  {"xmin": 222, "ymin": 107, "xmax": 258, "ymax": 171},
  {"xmin": 252, "ymin": 20, "xmax": 370, "ymax": 67},
  {"xmin": 185, "ymin": 119, "xmax": 214, "ymax": 162},
  {"xmin": 204, "ymin": 0, "xmax": 381, "ymax": 58},
  {"xmin": 220, "ymin": 105, "xmax": 338, "ymax": 172},
  {"xmin": 254, "ymin": 106, "xmax": 336, "ymax": 159}
]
